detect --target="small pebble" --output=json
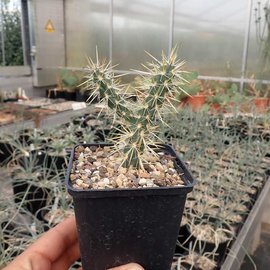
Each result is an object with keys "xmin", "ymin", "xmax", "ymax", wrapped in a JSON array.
[
  {"xmin": 76, "ymin": 146, "xmax": 85, "ymax": 153},
  {"xmin": 169, "ymin": 168, "xmax": 177, "ymax": 175},
  {"xmin": 87, "ymin": 156, "xmax": 96, "ymax": 163},
  {"xmin": 139, "ymin": 171, "xmax": 150, "ymax": 178},
  {"xmin": 139, "ymin": 178, "xmax": 147, "ymax": 186},
  {"xmin": 90, "ymin": 146, "xmax": 97, "ymax": 151},
  {"xmin": 84, "ymin": 147, "xmax": 91, "ymax": 153},
  {"xmin": 70, "ymin": 174, "xmax": 77, "ymax": 182},
  {"xmin": 93, "ymin": 161, "xmax": 102, "ymax": 167},
  {"xmin": 76, "ymin": 179, "xmax": 84, "ymax": 186}
]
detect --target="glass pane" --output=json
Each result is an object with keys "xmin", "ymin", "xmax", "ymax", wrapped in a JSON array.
[
  {"xmin": 113, "ymin": 0, "xmax": 170, "ymax": 70},
  {"xmin": 0, "ymin": 0, "xmax": 23, "ymax": 66},
  {"xmin": 174, "ymin": 0, "xmax": 248, "ymax": 77},
  {"xmin": 246, "ymin": 0, "xmax": 270, "ymax": 80},
  {"xmin": 65, "ymin": 0, "xmax": 110, "ymax": 67}
]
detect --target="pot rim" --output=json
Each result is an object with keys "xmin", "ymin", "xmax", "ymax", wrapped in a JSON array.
[{"xmin": 66, "ymin": 143, "xmax": 196, "ymax": 198}]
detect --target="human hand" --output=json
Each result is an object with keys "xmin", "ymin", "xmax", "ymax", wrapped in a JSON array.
[{"xmin": 3, "ymin": 216, "xmax": 144, "ymax": 270}]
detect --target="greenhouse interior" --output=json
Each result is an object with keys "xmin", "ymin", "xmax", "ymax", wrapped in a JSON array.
[{"xmin": 0, "ymin": 0, "xmax": 270, "ymax": 269}]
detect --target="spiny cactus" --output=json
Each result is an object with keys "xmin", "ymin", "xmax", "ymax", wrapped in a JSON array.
[{"xmin": 82, "ymin": 48, "xmax": 192, "ymax": 169}]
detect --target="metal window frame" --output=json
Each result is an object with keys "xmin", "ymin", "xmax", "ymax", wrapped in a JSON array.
[
  {"xmin": 64, "ymin": 0, "xmax": 270, "ymax": 87},
  {"xmin": 108, "ymin": 0, "xmax": 262, "ymax": 88},
  {"xmin": 0, "ymin": 0, "xmax": 6, "ymax": 66}
]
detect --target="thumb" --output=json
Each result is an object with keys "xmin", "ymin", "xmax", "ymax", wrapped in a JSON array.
[{"xmin": 108, "ymin": 263, "xmax": 144, "ymax": 270}]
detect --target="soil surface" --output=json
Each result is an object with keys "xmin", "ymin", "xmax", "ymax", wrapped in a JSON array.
[{"xmin": 70, "ymin": 145, "xmax": 185, "ymax": 190}]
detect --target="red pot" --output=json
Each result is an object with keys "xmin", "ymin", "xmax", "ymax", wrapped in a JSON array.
[
  {"xmin": 253, "ymin": 98, "xmax": 270, "ymax": 113},
  {"xmin": 210, "ymin": 103, "xmax": 221, "ymax": 113},
  {"xmin": 186, "ymin": 95, "xmax": 206, "ymax": 111}
]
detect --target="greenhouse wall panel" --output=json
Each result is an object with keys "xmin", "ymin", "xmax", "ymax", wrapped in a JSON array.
[
  {"xmin": 112, "ymin": 0, "xmax": 170, "ymax": 70},
  {"xmin": 65, "ymin": 0, "xmax": 110, "ymax": 67}
]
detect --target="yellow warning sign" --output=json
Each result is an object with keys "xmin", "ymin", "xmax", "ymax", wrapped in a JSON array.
[{"xmin": 45, "ymin": 19, "xmax": 55, "ymax": 33}]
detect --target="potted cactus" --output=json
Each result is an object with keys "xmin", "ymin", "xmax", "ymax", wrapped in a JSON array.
[
  {"xmin": 65, "ymin": 49, "xmax": 196, "ymax": 270},
  {"xmin": 244, "ymin": 77, "xmax": 270, "ymax": 113}
]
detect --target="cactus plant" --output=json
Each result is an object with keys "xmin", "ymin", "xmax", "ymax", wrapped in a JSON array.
[
  {"xmin": 82, "ymin": 48, "xmax": 191, "ymax": 169},
  {"xmin": 65, "ymin": 49, "xmax": 197, "ymax": 270}
]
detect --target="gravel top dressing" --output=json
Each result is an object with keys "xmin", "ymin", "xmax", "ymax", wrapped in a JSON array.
[{"xmin": 70, "ymin": 145, "xmax": 185, "ymax": 190}]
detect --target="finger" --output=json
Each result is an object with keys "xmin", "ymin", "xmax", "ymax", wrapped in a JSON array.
[
  {"xmin": 108, "ymin": 263, "xmax": 144, "ymax": 270},
  {"xmin": 52, "ymin": 241, "xmax": 80, "ymax": 270},
  {"xmin": 25, "ymin": 216, "xmax": 78, "ymax": 262},
  {"xmin": 3, "ymin": 251, "xmax": 51, "ymax": 270}
]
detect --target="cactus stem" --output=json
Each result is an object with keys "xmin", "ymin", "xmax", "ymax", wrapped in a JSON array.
[{"xmin": 83, "ymin": 47, "xmax": 191, "ymax": 169}]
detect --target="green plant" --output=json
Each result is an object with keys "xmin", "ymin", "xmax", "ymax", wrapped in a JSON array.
[
  {"xmin": 59, "ymin": 69, "xmax": 80, "ymax": 92},
  {"xmin": 80, "ymin": 127, "xmax": 97, "ymax": 143},
  {"xmin": 48, "ymin": 140, "xmax": 68, "ymax": 156},
  {"xmin": 3, "ymin": 129, "xmax": 48, "ymax": 167},
  {"xmin": 208, "ymin": 83, "xmax": 245, "ymax": 106},
  {"xmin": 0, "ymin": 206, "xmax": 37, "ymax": 267},
  {"xmin": 244, "ymin": 75, "xmax": 269, "ymax": 98},
  {"xmin": 83, "ymin": 48, "xmax": 193, "ymax": 168},
  {"xmin": 62, "ymin": 133, "xmax": 77, "ymax": 148},
  {"xmin": 24, "ymin": 129, "xmax": 48, "ymax": 150}
]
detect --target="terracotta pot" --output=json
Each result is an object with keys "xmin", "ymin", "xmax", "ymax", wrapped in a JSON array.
[
  {"xmin": 210, "ymin": 103, "xmax": 221, "ymax": 113},
  {"xmin": 186, "ymin": 95, "xmax": 206, "ymax": 111},
  {"xmin": 253, "ymin": 97, "xmax": 270, "ymax": 113}
]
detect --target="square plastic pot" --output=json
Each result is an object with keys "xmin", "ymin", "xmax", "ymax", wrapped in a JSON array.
[
  {"xmin": 65, "ymin": 91, "xmax": 76, "ymax": 101},
  {"xmin": 66, "ymin": 143, "xmax": 195, "ymax": 270}
]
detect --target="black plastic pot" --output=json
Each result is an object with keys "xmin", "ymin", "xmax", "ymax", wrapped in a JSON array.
[
  {"xmin": 175, "ymin": 224, "xmax": 190, "ymax": 255},
  {"xmin": 0, "ymin": 142, "xmax": 13, "ymax": 165},
  {"xmin": 94, "ymin": 128, "xmax": 111, "ymax": 141},
  {"xmin": 171, "ymin": 261, "xmax": 196, "ymax": 270},
  {"xmin": 47, "ymin": 154, "xmax": 68, "ymax": 171},
  {"xmin": 66, "ymin": 143, "xmax": 195, "ymax": 270},
  {"xmin": 3, "ymin": 98, "xmax": 18, "ymax": 102},
  {"xmin": 75, "ymin": 91, "xmax": 88, "ymax": 102},
  {"xmin": 46, "ymin": 89, "xmax": 66, "ymax": 99},
  {"xmin": 12, "ymin": 180, "xmax": 50, "ymax": 220},
  {"xmin": 76, "ymin": 91, "xmax": 99, "ymax": 103},
  {"xmin": 65, "ymin": 91, "xmax": 76, "ymax": 101},
  {"xmin": 180, "ymin": 218, "xmax": 233, "ymax": 266}
]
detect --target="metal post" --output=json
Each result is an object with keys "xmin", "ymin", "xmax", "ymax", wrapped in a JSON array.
[
  {"xmin": 63, "ymin": 0, "xmax": 67, "ymax": 66},
  {"xmin": 240, "ymin": 0, "xmax": 253, "ymax": 92},
  {"xmin": 20, "ymin": 0, "xmax": 27, "ymax": 65},
  {"xmin": 168, "ymin": 0, "xmax": 175, "ymax": 56},
  {"xmin": 109, "ymin": 0, "xmax": 113, "ymax": 64},
  {"xmin": 0, "ymin": 0, "xmax": 6, "ymax": 66}
]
